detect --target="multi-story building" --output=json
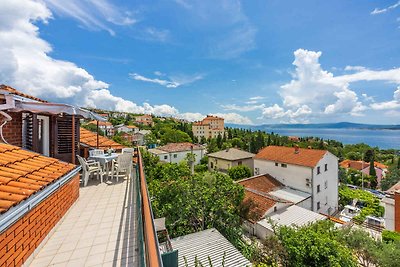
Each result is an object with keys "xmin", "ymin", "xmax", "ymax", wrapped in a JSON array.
[
  {"xmin": 192, "ymin": 115, "xmax": 225, "ymax": 141},
  {"xmin": 135, "ymin": 114, "xmax": 154, "ymax": 127},
  {"xmin": 253, "ymin": 145, "xmax": 339, "ymax": 215},
  {"xmin": 88, "ymin": 120, "xmax": 114, "ymax": 136},
  {"xmin": 114, "ymin": 124, "xmax": 139, "ymax": 134}
]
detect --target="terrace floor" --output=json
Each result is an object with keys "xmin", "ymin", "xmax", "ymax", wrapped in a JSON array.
[{"xmin": 26, "ymin": 172, "xmax": 139, "ymax": 267}]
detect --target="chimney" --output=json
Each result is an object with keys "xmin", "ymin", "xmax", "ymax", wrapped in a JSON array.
[
  {"xmin": 395, "ymin": 191, "xmax": 400, "ymax": 232},
  {"xmin": 294, "ymin": 145, "xmax": 299, "ymax": 154}
]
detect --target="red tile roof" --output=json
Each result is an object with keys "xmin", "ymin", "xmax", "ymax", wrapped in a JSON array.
[
  {"xmin": 340, "ymin": 160, "xmax": 388, "ymax": 171},
  {"xmin": 238, "ymin": 174, "xmax": 282, "ymax": 194},
  {"xmin": 255, "ymin": 146, "xmax": 328, "ymax": 168},
  {"xmin": 0, "ymin": 143, "xmax": 75, "ymax": 214},
  {"xmin": 0, "ymin": 84, "xmax": 48, "ymax": 103},
  {"xmin": 88, "ymin": 120, "xmax": 113, "ymax": 127},
  {"xmin": 80, "ymin": 128, "xmax": 125, "ymax": 150},
  {"xmin": 243, "ymin": 189, "xmax": 276, "ymax": 222},
  {"xmin": 157, "ymin": 142, "xmax": 204, "ymax": 153}
]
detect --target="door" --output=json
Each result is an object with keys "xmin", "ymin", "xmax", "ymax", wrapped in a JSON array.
[{"xmin": 37, "ymin": 115, "xmax": 50, "ymax": 156}]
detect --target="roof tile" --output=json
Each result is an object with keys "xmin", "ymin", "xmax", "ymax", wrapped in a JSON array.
[
  {"xmin": 255, "ymin": 146, "xmax": 328, "ymax": 168},
  {"xmin": 80, "ymin": 128, "xmax": 125, "ymax": 150},
  {"xmin": 0, "ymin": 143, "xmax": 76, "ymax": 214},
  {"xmin": 157, "ymin": 142, "xmax": 204, "ymax": 153}
]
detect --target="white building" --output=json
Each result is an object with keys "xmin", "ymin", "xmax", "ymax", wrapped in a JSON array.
[
  {"xmin": 115, "ymin": 124, "xmax": 139, "ymax": 134},
  {"xmin": 148, "ymin": 142, "xmax": 205, "ymax": 165},
  {"xmin": 253, "ymin": 145, "xmax": 339, "ymax": 215}
]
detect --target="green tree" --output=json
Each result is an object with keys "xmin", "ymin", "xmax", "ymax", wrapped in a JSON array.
[
  {"xmin": 381, "ymin": 167, "xmax": 400, "ymax": 191},
  {"xmin": 228, "ymin": 165, "xmax": 252, "ymax": 180},
  {"xmin": 369, "ymin": 157, "xmax": 377, "ymax": 177},
  {"xmin": 216, "ymin": 134, "xmax": 223, "ymax": 149},
  {"xmin": 160, "ymin": 129, "xmax": 192, "ymax": 144}
]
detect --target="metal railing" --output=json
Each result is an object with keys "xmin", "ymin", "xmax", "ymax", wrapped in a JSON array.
[{"xmin": 136, "ymin": 148, "xmax": 163, "ymax": 266}]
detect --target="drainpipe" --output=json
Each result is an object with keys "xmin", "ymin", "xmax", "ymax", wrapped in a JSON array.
[{"xmin": 0, "ymin": 111, "xmax": 12, "ymax": 144}]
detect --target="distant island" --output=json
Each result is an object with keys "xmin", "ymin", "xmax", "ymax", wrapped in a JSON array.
[{"xmin": 227, "ymin": 122, "xmax": 400, "ymax": 131}]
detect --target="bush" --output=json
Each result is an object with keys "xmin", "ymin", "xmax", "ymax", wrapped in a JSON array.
[
  {"xmin": 382, "ymin": 230, "xmax": 400, "ymax": 243},
  {"xmin": 194, "ymin": 164, "xmax": 208, "ymax": 173},
  {"xmin": 228, "ymin": 165, "xmax": 252, "ymax": 180}
]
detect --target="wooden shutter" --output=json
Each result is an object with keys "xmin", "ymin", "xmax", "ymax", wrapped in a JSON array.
[
  {"xmin": 22, "ymin": 113, "xmax": 34, "ymax": 151},
  {"xmin": 54, "ymin": 116, "xmax": 79, "ymax": 163}
]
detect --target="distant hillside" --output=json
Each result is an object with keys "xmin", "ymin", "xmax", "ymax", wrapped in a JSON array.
[{"xmin": 226, "ymin": 122, "xmax": 400, "ymax": 130}]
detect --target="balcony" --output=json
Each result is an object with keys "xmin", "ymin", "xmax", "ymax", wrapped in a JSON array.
[{"xmin": 26, "ymin": 149, "xmax": 163, "ymax": 266}]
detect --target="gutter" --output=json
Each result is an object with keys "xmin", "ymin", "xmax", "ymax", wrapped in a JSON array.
[{"xmin": 0, "ymin": 166, "xmax": 81, "ymax": 234}]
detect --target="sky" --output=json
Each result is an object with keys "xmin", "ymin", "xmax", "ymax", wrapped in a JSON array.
[{"xmin": 0, "ymin": 0, "xmax": 400, "ymax": 125}]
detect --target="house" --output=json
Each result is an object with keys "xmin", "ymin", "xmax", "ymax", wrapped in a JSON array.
[
  {"xmin": 207, "ymin": 148, "xmax": 255, "ymax": 173},
  {"xmin": 132, "ymin": 129, "xmax": 151, "ymax": 146},
  {"xmin": 0, "ymin": 84, "xmax": 104, "ymax": 163},
  {"xmin": 253, "ymin": 145, "xmax": 339, "ymax": 215},
  {"xmin": 148, "ymin": 142, "xmax": 205, "ymax": 164},
  {"xmin": 238, "ymin": 174, "xmax": 325, "ymax": 240},
  {"xmin": 115, "ymin": 124, "xmax": 139, "ymax": 134},
  {"xmin": 340, "ymin": 159, "xmax": 388, "ymax": 185},
  {"xmin": 192, "ymin": 115, "xmax": 225, "ymax": 141},
  {"xmin": 88, "ymin": 120, "xmax": 114, "ymax": 136},
  {"xmin": 382, "ymin": 183, "xmax": 400, "ymax": 232},
  {"xmin": 135, "ymin": 114, "xmax": 154, "ymax": 127}
]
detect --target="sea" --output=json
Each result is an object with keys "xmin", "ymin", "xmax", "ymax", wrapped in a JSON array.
[{"xmin": 260, "ymin": 128, "xmax": 400, "ymax": 150}]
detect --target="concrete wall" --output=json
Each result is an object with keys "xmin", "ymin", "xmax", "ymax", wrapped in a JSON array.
[
  {"xmin": 208, "ymin": 157, "xmax": 253, "ymax": 173},
  {"xmin": 0, "ymin": 174, "xmax": 79, "ymax": 266},
  {"xmin": 156, "ymin": 149, "xmax": 205, "ymax": 165},
  {"xmin": 382, "ymin": 197, "xmax": 395, "ymax": 231},
  {"xmin": 254, "ymin": 152, "xmax": 338, "ymax": 215}
]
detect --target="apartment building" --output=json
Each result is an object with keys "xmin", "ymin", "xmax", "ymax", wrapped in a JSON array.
[
  {"xmin": 135, "ymin": 114, "xmax": 154, "ymax": 127},
  {"xmin": 192, "ymin": 115, "xmax": 225, "ymax": 141},
  {"xmin": 253, "ymin": 145, "xmax": 339, "ymax": 215}
]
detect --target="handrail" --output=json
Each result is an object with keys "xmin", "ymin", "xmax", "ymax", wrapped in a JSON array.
[{"xmin": 136, "ymin": 147, "xmax": 163, "ymax": 266}]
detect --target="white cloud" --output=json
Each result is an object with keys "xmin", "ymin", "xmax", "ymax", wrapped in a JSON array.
[
  {"xmin": 262, "ymin": 49, "xmax": 400, "ymax": 121},
  {"xmin": 212, "ymin": 113, "xmax": 253, "ymax": 125},
  {"xmin": 221, "ymin": 104, "xmax": 265, "ymax": 112},
  {"xmin": 249, "ymin": 96, "xmax": 265, "ymax": 101},
  {"xmin": 371, "ymin": 1, "xmax": 400, "ymax": 15},
  {"xmin": 129, "ymin": 72, "xmax": 203, "ymax": 88},
  {"xmin": 136, "ymin": 27, "xmax": 171, "ymax": 42},
  {"xmin": 261, "ymin": 104, "xmax": 312, "ymax": 122},
  {"xmin": 43, "ymin": 0, "xmax": 135, "ymax": 35},
  {"xmin": 370, "ymin": 87, "xmax": 400, "ymax": 110}
]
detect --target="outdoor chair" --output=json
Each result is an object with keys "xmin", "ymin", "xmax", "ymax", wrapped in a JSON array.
[
  {"xmin": 77, "ymin": 155, "xmax": 104, "ymax": 186},
  {"xmin": 111, "ymin": 153, "xmax": 133, "ymax": 182},
  {"xmin": 121, "ymin": 147, "xmax": 135, "ymax": 154},
  {"xmin": 89, "ymin": 149, "xmax": 105, "ymax": 158}
]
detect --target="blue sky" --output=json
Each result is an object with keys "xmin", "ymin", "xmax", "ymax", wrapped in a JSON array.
[{"xmin": 1, "ymin": 1, "xmax": 400, "ymax": 125}]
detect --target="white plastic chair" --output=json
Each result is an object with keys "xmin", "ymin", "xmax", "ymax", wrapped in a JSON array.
[
  {"xmin": 77, "ymin": 155, "xmax": 104, "ymax": 186},
  {"xmin": 111, "ymin": 153, "xmax": 133, "ymax": 182},
  {"xmin": 89, "ymin": 149, "xmax": 105, "ymax": 158},
  {"xmin": 122, "ymin": 147, "xmax": 135, "ymax": 154}
]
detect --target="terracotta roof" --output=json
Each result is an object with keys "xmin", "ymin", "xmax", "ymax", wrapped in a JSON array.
[
  {"xmin": 88, "ymin": 120, "xmax": 113, "ymax": 127},
  {"xmin": 243, "ymin": 189, "xmax": 276, "ymax": 222},
  {"xmin": 127, "ymin": 125, "xmax": 138, "ymax": 129},
  {"xmin": 79, "ymin": 128, "xmax": 125, "ymax": 149},
  {"xmin": 340, "ymin": 159, "xmax": 388, "ymax": 171},
  {"xmin": 193, "ymin": 121, "xmax": 209, "ymax": 126},
  {"xmin": 238, "ymin": 174, "xmax": 282, "ymax": 194},
  {"xmin": 0, "ymin": 84, "xmax": 48, "ymax": 103},
  {"xmin": 255, "ymin": 146, "xmax": 328, "ymax": 168},
  {"xmin": 204, "ymin": 115, "xmax": 224, "ymax": 120},
  {"xmin": 0, "ymin": 143, "xmax": 75, "ymax": 214},
  {"xmin": 386, "ymin": 180, "xmax": 400, "ymax": 194},
  {"xmin": 157, "ymin": 142, "xmax": 204, "ymax": 153},
  {"xmin": 208, "ymin": 148, "xmax": 255, "ymax": 161}
]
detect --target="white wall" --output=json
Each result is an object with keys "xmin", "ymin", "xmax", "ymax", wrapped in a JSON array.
[
  {"xmin": 382, "ymin": 197, "xmax": 395, "ymax": 231},
  {"xmin": 253, "ymin": 151, "xmax": 338, "ymax": 215},
  {"xmin": 156, "ymin": 149, "xmax": 205, "ymax": 165}
]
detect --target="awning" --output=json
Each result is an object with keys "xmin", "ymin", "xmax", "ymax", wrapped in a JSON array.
[{"xmin": 8, "ymin": 101, "xmax": 107, "ymax": 121}]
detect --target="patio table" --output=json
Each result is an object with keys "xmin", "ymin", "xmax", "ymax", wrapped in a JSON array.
[{"xmin": 90, "ymin": 153, "xmax": 119, "ymax": 179}]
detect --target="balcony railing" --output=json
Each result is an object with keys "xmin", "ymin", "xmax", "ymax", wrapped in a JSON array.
[{"xmin": 136, "ymin": 148, "xmax": 164, "ymax": 266}]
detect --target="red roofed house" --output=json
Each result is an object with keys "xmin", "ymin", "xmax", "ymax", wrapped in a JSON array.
[
  {"xmin": 340, "ymin": 159, "xmax": 388, "ymax": 186},
  {"xmin": 148, "ymin": 142, "xmax": 205, "ymax": 164},
  {"xmin": 135, "ymin": 114, "xmax": 154, "ymax": 127},
  {"xmin": 88, "ymin": 120, "xmax": 114, "ymax": 136},
  {"xmin": 254, "ymin": 145, "xmax": 339, "ymax": 215},
  {"xmin": 238, "ymin": 174, "xmax": 326, "ymax": 240},
  {"xmin": 192, "ymin": 115, "xmax": 225, "ymax": 141}
]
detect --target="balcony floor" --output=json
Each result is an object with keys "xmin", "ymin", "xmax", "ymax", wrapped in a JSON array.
[{"xmin": 27, "ymin": 172, "xmax": 139, "ymax": 267}]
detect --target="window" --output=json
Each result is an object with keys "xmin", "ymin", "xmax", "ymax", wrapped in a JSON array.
[
  {"xmin": 275, "ymin": 162, "xmax": 279, "ymax": 167},
  {"xmin": 255, "ymin": 168, "xmax": 260, "ymax": 175},
  {"xmin": 317, "ymin": 166, "xmax": 321, "ymax": 174},
  {"xmin": 324, "ymin": 181, "xmax": 328, "ymax": 189},
  {"xmin": 173, "ymin": 154, "xmax": 177, "ymax": 158},
  {"xmin": 274, "ymin": 206, "xmax": 277, "ymax": 212},
  {"xmin": 317, "ymin": 202, "xmax": 321, "ymax": 210},
  {"xmin": 210, "ymin": 162, "xmax": 214, "ymax": 169},
  {"xmin": 317, "ymin": 185, "xmax": 320, "ymax": 193},
  {"xmin": 281, "ymin": 163, "xmax": 287, "ymax": 168},
  {"xmin": 164, "ymin": 155, "xmax": 168, "ymax": 160},
  {"xmin": 324, "ymin": 163, "xmax": 328, "ymax": 171}
]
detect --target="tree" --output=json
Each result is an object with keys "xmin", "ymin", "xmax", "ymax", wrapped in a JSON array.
[
  {"xmin": 380, "ymin": 166, "xmax": 400, "ymax": 191},
  {"xmin": 216, "ymin": 134, "xmax": 223, "ymax": 149},
  {"xmin": 369, "ymin": 157, "xmax": 377, "ymax": 178},
  {"xmin": 273, "ymin": 221, "xmax": 358, "ymax": 267},
  {"xmin": 160, "ymin": 129, "xmax": 192, "ymax": 144},
  {"xmin": 228, "ymin": 165, "xmax": 252, "ymax": 180}
]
